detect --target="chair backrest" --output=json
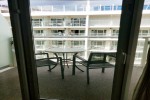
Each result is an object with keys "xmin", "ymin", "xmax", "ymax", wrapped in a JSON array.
[
  {"xmin": 88, "ymin": 52, "xmax": 106, "ymax": 64},
  {"xmin": 35, "ymin": 53, "xmax": 49, "ymax": 60},
  {"xmin": 87, "ymin": 52, "xmax": 117, "ymax": 65}
]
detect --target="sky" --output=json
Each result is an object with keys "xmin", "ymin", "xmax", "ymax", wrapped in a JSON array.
[
  {"xmin": 0, "ymin": 0, "xmax": 150, "ymax": 6},
  {"xmin": 0, "ymin": 0, "xmax": 123, "ymax": 6}
]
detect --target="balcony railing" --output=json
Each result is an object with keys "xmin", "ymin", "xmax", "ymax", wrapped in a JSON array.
[
  {"xmin": 32, "ymin": 20, "xmax": 86, "ymax": 27},
  {"xmin": 30, "ymin": 5, "xmax": 86, "ymax": 12},
  {"xmin": 34, "ymin": 32, "xmax": 86, "ymax": 38},
  {"xmin": 35, "ymin": 45, "xmax": 45, "ymax": 50},
  {"xmin": 33, "ymin": 33, "xmax": 46, "ymax": 37},
  {"xmin": 89, "ymin": 20, "xmax": 120, "ymax": 27},
  {"xmin": 32, "ymin": 19, "xmax": 150, "ymax": 27},
  {"xmin": 1, "ymin": 4, "xmax": 150, "ymax": 13}
]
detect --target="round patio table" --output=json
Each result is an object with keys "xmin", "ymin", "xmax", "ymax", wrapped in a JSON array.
[{"xmin": 45, "ymin": 47, "xmax": 85, "ymax": 73}]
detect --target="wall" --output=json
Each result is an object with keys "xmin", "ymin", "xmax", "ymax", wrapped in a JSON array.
[{"xmin": 0, "ymin": 14, "xmax": 12, "ymax": 67}]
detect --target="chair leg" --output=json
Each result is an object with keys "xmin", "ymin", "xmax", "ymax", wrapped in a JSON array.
[
  {"xmin": 60, "ymin": 57, "xmax": 64, "ymax": 79},
  {"xmin": 48, "ymin": 65, "xmax": 51, "ymax": 72},
  {"xmin": 87, "ymin": 67, "xmax": 89, "ymax": 84},
  {"xmin": 61, "ymin": 66, "xmax": 64, "ymax": 79},
  {"xmin": 102, "ymin": 68, "xmax": 105, "ymax": 73},
  {"xmin": 72, "ymin": 55, "xmax": 76, "ymax": 75}
]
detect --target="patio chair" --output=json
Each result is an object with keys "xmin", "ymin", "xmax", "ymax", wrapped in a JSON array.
[
  {"xmin": 35, "ymin": 52, "xmax": 64, "ymax": 79},
  {"xmin": 73, "ymin": 52, "xmax": 116, "ymax": 84}
]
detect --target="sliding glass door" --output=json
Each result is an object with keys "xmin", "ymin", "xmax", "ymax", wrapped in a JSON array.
[{"xmin": 6, "ymin": 0, "xmax": 145, "ymax": 100}]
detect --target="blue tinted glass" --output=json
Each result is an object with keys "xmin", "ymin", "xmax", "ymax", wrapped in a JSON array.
[
  {"xmin": 148, "ymin": 5, "xmax": 150, "ymax": 10},
  {"xmin": 94, "ymin": 6, "xmax": 99, "ymax": 11},
  {"xmin": 105, "ymin": 6, "xmax": 111, "ymax": 10},
  {"xmin": 101, "ymin": 6, "xmax": 105, "ymax": 11},
  {"xmin": 114, "ymin": 6, "xmax": 117, "ymax": 10},
  {"xmin": 117, "ymin": 6, "xmax": 122, "ymax": 10},
  {"xmin": 143, "ymin": 5, "xmax": 147, "ymax": 10}
]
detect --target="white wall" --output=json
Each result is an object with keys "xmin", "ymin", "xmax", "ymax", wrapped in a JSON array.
[{"xmin": 0, "ymin": 14, "xmax": 12, "ymax": 67}]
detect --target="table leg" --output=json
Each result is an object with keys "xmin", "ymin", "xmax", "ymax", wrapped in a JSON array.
[
  {"xmin": 65, "ymin": 53, "xmax": 70, "ymax": 68},
  {"xmin": 62, "ymin": 53, "xmax": 70, "ymax": 68},
  {"xmin": 101, "ymin": 54, "xmax": 107, "ymax": 73},
  {"xmin": 62, "ymin": 53, "xmax": 65, "ymax": 68}
]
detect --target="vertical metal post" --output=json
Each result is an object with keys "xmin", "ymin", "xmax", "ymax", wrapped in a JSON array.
[
  {"xmin": 111, "ymin": 0, "xmax": 144, "ymax": 100},
  {"xmin": 8, "ymin": 0, "xmax": 40, "ymax": 100},
  {"xmin": 7, "ymin": 0, "xmax": 30, "ymax": 100},
  {"xmin": 141, "ymin": 37, "xmax": 149, "ymax": 67}
]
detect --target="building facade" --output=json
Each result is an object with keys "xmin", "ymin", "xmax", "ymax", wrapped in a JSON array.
[{"xmin": 1, "ymin": 1, "xmax": 150, "ymax": 65}]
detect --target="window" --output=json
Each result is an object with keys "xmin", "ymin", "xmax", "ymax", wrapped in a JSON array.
[
  {"xmin": 112, "ymin": 29, "xmax": 119, "ymax": 36},
  {"xmin": 91, "ymin": 41, "xmax": 106, "ymax": 49},
  {"xmin": 32, "ymin": 19, "xmax": 42, "ymax": 26},
  {"xmin": 33, "ymin": 30, "xmax": 44, "ymax": 36},
  {"xmin": 91, "ymin": 29, "xmax": 106, "ymax": 36},
  {"xmin": 137, "ymin": 41, "xmax": 144, "ymax": 50},
  {"xmin": 71, "ymin": 41, "xmax": 85, "ymax": 48},
  {"xmin": 139, "ymin": 29, "xmax": 149, "ymax": 36},
  {"xmin": 51, "ymin": 30, "xmax": 65, "ymax": 36},
  {"xmin": 51, "ymin": 18, "xmax": 64, "ymax": 26},
  {"xmin": 52, "ymin": 40, "xmax": 64, "ymax": 47},
  {"xmin": 105, "ymin": 6, "xmax": 112, "ymax": 10},
  {"xmin": 70, "ymin": 30, "xmax": 85, "ymax": 36},
  {"xmin": 114, "ymin": 5, "xmax": 122, "ymax": 10},
  {"xmin": 135, "ymin": 53, "xmax": 142, "ymax": 59},
  {"xmin": 93, "ymin": 6, "xmax": 100, "ymax": 11},
  {"xmin": 110, "ymin": 41, "xmax": 118, "ymax": 50},
  {"xmin": 35, "ymin": 40, "xmax": 45, "ymax": 49},
  {"xmin": 71, "ymin": 18, "xmax": 86, "ymax": 26}
]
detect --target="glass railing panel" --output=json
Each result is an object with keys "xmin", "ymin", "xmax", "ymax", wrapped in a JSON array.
[
  {"xmin": 31, "ymin": 6, "xmax": 42, "ymax": 11},
  {"xmin": 35, "ymin": 45, "xmax": 45, "ymax": 49},
  {"xmin": 90, "ymin": 33, "xmax": 108, "ymax": 36},
  {"xmin": 77, "ymin": 5, "xmax": 86, "ymax": 11},
  {"xmin": 42, "ymin": 6, "xmax": 53, "ymax": 12},
  {"xmin": 89, "ymin": 20, "xmax": 111, "ymax": 26},
  {"xmin": 65, "ymin": 5, "xmax": 76, "ymax": 11},
  {"xmin": 53, "ymin": 5, "xmax": 64, "ymax": 12},
  {"xmin": 33, "ymin": 33, "xmax": 46, "ymax": 37},
  {"xmin": 90, "ymin": 46, "xmax": 105, "ymax": 50},
  {"xmin": 32, "ymin": 21, "xmax": 43, "ymax": 27},
  {"xmin": 112, "ymin": 33, "xmax": 119, "ymax": 36}
]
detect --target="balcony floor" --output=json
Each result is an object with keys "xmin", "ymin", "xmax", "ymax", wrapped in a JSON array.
[{"xmin": 0, "ymin": 65, "xmax": 143, "ymax": 100}]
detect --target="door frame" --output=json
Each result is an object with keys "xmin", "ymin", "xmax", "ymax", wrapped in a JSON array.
[
  {"xmin": 111, "ymin": 0, "xmax": 145, "ymax": 100},
  {"xmin": 7, "ymin": 0, "xmax": 39, "ymax": 100},
  {"xmin": 7, "ymin": 0, "xmax": 145, "ymax": 100}
]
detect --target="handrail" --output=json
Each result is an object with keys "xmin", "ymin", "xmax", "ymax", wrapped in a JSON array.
[{"xmin": 34, "ymin": 36, "xmax": 150, "ymax": 38}]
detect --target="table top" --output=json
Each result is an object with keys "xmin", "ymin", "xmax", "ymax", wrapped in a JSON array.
[
  {"xmin": 45, "ymin": 48, "xmax": 85, "ymax": 53},
  {"xmin": 91, "ymin": 51, "xmax": 116, "ymax": 54}
]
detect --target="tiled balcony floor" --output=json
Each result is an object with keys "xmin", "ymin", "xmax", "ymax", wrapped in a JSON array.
[{"xmin": 0, "ymin": 65, "xmax": 143, "ymax": 100}]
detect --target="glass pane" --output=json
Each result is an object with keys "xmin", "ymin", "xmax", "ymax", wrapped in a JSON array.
[
  {"xmin": 128, "ymin": 0, "xmax": 150, "ymax": 99},
  {"xmin": 29, "ymin": 0, "xmax": 123, "ymax": 99}
]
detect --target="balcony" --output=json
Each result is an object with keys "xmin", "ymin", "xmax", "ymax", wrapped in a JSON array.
[
  {"xmin": 30, "ymin": 5, "xmax": 86, "ymax": 12},
  {"xmin": 89, "ymin": 20, "xmax": 120, "ymax": 28},
  {"xmin": 32, "ymin": 20, "xmax": 86, "ymax": 28}
]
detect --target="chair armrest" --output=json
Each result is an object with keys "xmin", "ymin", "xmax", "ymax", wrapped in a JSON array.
[
  {"xmin": 107, "ymin": 53, "xmax": 116, "ymax": 58},
  {"xmin": 35, "ymin": 53, "xmax": 59, "ymax": 63},
  {"xmin": 74, "ymin": 54, "xmax": 87, "ymax": 62},
  {"xmin": 35, "ymin": 52, "xmax": 48, "ymax": 56}
]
